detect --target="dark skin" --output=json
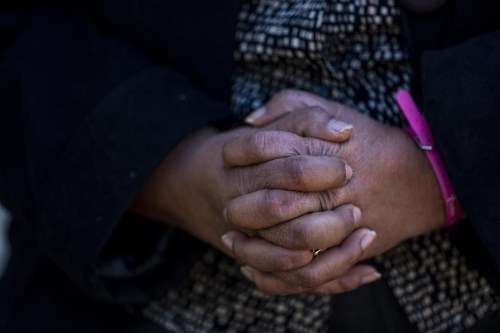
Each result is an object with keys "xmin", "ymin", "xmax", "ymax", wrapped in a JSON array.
[
  {"xmin": 131, "ymin": 104, "xmax": 382, "ymax": 293},
  {"xmin": 221, "ymin": 90, "xmax": 445, "ymax": 294},
  {"xmin": 132, "ymin": 89, "xmax": 444, "ymax": 295}
]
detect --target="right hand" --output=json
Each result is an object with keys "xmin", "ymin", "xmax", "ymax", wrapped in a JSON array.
[{"xmin": 222, "ymin": 90, "xmax": 444, "ymax": 295}]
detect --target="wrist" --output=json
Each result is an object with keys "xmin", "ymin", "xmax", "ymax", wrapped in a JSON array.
[
  {"xmin": 130, "ymin": 127, "xmax": 220, "ymax": 228},
  {"xmin": 130, "ymin": 126, "xmax": 250, "ymax": 253}
]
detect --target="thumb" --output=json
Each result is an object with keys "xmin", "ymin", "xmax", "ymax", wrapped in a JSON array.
[{"xmin": 245, "ymin": 90, "xmax": 330, "ymax": 126}]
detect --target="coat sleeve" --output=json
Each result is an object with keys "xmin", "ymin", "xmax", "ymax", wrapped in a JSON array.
[
  {"xmin": 420, "ymin": 30, "xmax": 500, "ymax": 275},
  {"xmin": 0, "ymin": 1, "xmax": 230, "ymax": 303}
]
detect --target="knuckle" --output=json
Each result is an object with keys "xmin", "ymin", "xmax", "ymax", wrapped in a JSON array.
[
  {"xmin": 304, "ymin": 138, "xmax": 339, "ymax": 158},
  {"xmin": 263, "ymin": 190, "xmax": 288, "ymax": 220},
  {"xmin": 246, "ymin": 131, "xmax": 269, "ymax": 156},
  {"xmin": 326, "ymin": 142, "xmax": 345, "ymax": 158},
  {"xmin": 273, "ymin": 254, "xmax": 295, "ymax": 271},
  {"xmin": 299, "ymin": 108, "xmax": 326, "ymax": 132},
  {"xmin": 304, "ymin": 106, "xmax": 328, "ymax": 121},
  {"xmin": 289, "ymin": 223, "xmax": 315, "ymax": 249},
  {"xmin": 232, "ymin": 169, "xmax": 252, "ymax": 195},
  {"xmin": 277, "ymin": 251, "xmax": 309, "ymax": 271},
  {"xmin": 286, "ymin": 157, "xmax": 308, "ymax": 187},
  {"xmin": 317, "ymin": 190, "xmax": 340, "ymax": 210},
  {"xmin": 296, "ymin": 268, "xmax": 321, "ymax": 289},
  {"xmin": 313, "ymin": 135, "xmax": 346, "ymax": 157},
  {"xmin": 275, "ymin": 255, "xmax": 295, "ymax": 271}
]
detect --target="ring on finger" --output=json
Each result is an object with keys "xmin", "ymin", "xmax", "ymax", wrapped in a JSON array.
[{"xmin": 311, "ymin": 248, "xmax": 322, "ymax": 257}]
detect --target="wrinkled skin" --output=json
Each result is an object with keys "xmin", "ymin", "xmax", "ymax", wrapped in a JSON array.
[
  {"xmin": 131, "ymin": 103, "xmax": 381, "ymax": 294},
  {"xmin": 221, "ymin": 90, "xmax": 444, "ymax": 294}
]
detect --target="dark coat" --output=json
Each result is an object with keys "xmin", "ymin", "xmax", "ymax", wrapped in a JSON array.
[{"xmin": 0, "ymin": 0, "xmax": 498, "ymax": 332}]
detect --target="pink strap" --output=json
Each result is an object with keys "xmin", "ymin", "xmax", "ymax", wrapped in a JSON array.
[{"xmin": 395, "ymin": 90, "xmax": 461, "ymax": 227}]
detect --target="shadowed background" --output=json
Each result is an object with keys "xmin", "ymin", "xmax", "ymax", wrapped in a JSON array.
[{"xmin": 0, "ymin": 203, "xmax": 10, "ymax": 276}]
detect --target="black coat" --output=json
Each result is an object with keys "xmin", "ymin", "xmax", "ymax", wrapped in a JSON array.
[{"xmin": 0, "ymin": 0, "xmax": 498, "ymax": 332}]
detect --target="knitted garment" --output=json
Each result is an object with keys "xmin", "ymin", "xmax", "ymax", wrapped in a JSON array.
[{"xmin": 139, "ymin": 1, "xmax": 498, "ymax": 332}]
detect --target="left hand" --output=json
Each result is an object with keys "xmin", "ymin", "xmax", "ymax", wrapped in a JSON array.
[{"xmin": 223, "ymin": 90, "xmax": 445, "ymax": 293}]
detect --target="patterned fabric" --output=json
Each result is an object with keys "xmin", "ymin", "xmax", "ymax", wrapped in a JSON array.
[
  {"xmin": 141, "ymin": 250, "xmax": 331, "ymax": 333},
  {"xmin": 232, "ymin": 0, "xmax": 409, "ymax": 125},
  {"xmin": 375, "ymin": 231, "xmax": 499, "ymax": 333},
  {"xmin": 138, "ymin": 1, "xmax": 499, "ymax": 332}
]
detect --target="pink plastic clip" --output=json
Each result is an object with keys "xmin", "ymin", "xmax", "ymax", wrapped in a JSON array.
[{"xmin": 395, "ymin": 90, "xmax": 461, "ymax": 227}]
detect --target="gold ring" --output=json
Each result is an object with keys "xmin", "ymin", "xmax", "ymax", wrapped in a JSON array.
[{"xmin": 311, "ymin": 249, "xmax": 322, "ymax": 257}]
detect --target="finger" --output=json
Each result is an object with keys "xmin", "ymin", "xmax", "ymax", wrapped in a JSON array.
[
  {"xmin": 233, "ymin": 155, "xmax": 352, "ymax": 193},
  {"xmin": 223, "ymin": 128, "xmax": 351, "ymax": 169},
  {"xmin": 222, "ymin": 130, "xmax": 302, "ymax": 167},
  {"xmin": 221, "ymin": 230, "xmax": 312, "ymax": 272},
  {"xmin": 309, "ymin": 266, "xmax": 381, "ymax": 295},
  {"xmin": 240, "ymin": 264, "xmax": 381, "ymax": 295},
  {"xmin": 245, "ymin": 89, "xmax": 358, "ymax": 132},
  {"xmin": 225, "ymin": 189, "xmax": 321, "ymax": 229},
  {"xmin": 223, "ymin": 129, "xmax": 348, "ymax": 167},
  {"xmin": 245, "ymin": 90, "xmax": 333, "ymax": 126},
  {"xmin": 257, "ymin": 205, "xmax": 362, "ymax": 250},
  {"xmin": 264, "ymin": 107, "xmax": 353, "ymax": 143},
  {"xmin": 273, "ymin": 228, "xmax": 377, "ymax": 288}
]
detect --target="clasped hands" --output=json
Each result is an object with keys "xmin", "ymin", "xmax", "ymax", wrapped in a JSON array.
[
  {"xmin": 219, "ymin": 90, "xmax": 446, "ymax": 294},
  {"xmin": 133, "ymin": 90, "xmax": 445, "ymax": 295}
]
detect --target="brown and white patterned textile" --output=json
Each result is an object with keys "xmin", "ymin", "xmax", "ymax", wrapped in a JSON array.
[
  {"xmin": 141, "ymin": 249, "xmax": 332, "ymax": 333},
  {"xmin": 138, "ymin": 1, "xmax": 499, "ymax": 332},
  {"xmin": 375, "ymin": 231, "xmax": 499, "ymax": 333}
]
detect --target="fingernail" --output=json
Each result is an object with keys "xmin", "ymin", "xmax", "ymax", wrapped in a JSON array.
[
  {"xmin": 240, "ymin": 266, "xmax": 254, "ymax": 281},
  {"xmin": 352, "ymin": 206, "xmax": 361, "ymax": 223},
  {"xmin": 327, "ymin": 119, "xmax": 353, "ymax": 133},
  {"xmin": 345, "ymin": 164, "xmax": 353, "ymax": 181},
  {"xmin": 222, "ymin": 208, "xmax": 228, "ymax": 222},
  {"xmin": 221, "ymin": 233, "xmax": 234, "ymax": 252},
  {"xmin": 244, "ymin": 107, "xmax": 267, "ymax": 124},
  {"xmin": 361, "ymin": 271, "xmax": 382, "ymax": 285},
  {"xmin": 360, "ymin": 230, "xmax": 377, "ymax": 252}
]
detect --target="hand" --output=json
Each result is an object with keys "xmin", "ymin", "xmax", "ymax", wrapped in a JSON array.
[
  {"xmin": 224, "ymin": 90, "xmax": 445, "ymax": 292},
  {"xmin": 131, "ymin": 108, "xmax": 375, "ymax": 286}
]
